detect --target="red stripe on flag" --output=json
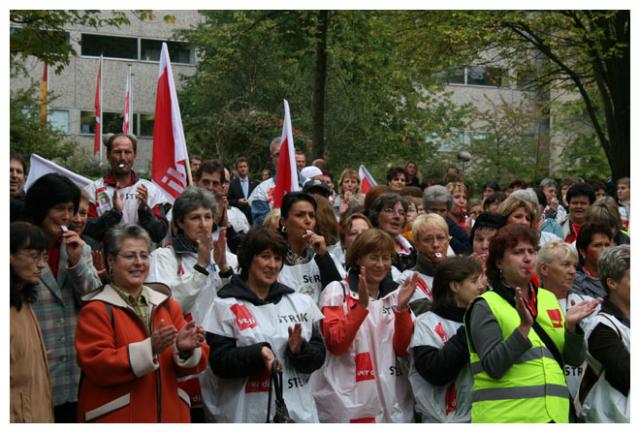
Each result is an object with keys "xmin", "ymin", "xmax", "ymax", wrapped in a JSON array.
[
  {"xmin": 273, "ymin": 135, "xmax": 292, "ymax": 208},
  {"xmin": 93, "ymin": 62, "xmax": 102, "ymax": 155},
  {"xmin": 152, "ymin": 68, "xmax": 180, "ymax": 198}
]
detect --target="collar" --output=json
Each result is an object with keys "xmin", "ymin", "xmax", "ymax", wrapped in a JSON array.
[
  {"xmin": 347, "ymin": 267, "xmax": 398, "ymax": 299},
  {"xmin": 601, "ymin": 298, "xmax": 630, "ymax": 328},
  {"xmin": 285, "ymin": 245, "xmax": 315, "ymax": 266},
  {"xmin": 171, "ymin": 233, "xmax": 198, "ymax": 254},
  {"xmin": 82, "ymin": 283, "xmax": 169, "ymax": 307},
  {"xmin": 414, "ymin": 252, "xmax": 437, "ymax": 276},
  {"xmin": 103, "ymin": 170, "xmax": 139, "ymax": 188},
  {"xmin": 111, "ymin": 283, "xmax": 150, "ymax": 306},
  {"xmin": 432, "ymin": 304, "xmax": 466, "ymax": 323},
  {"xmin": 218, "ymin": 274, "xmax": 295, "ymax": 305},
  {"xmin": 491, "ymin": 279, "xmax": 539, "ymax": 317}
]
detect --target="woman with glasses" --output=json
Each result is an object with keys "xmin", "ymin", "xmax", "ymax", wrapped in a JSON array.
[
  {"xmin": 367, "ymin": 193, "xmax": 417, "ymax": 274},
  {"xmin": 10, "ymin": 222, "xmax": 54, "ymax": 422},
  {"xmin": 75, "ymin": 224, "xmax": 209, "ymax": 422}
]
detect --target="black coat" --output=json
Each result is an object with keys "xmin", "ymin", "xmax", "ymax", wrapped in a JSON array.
[{"xmin": 228, "ymin": 176, "xmax": 259, "ymax": 224}]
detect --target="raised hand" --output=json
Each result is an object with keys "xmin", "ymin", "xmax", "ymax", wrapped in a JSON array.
[
  {"xmin": 151, "ymin": 318, "xmax": 177, "ymax": 355},
  {"xmin": 358, "ymin": 266, "xmax": 370, "ymax": 309},
  {"xmin": 566, "ymin": 298, "xmax": 603, "ymax": 331},
  {"xmin": 213, "ymin": 227, "xmax": 229, "ymax": 271},
  {"xmin": 397, "ymin": 271, "xmax": 418, "ymax": 310},
  {"xmin": 515, "ymin": 286, "xmax": 534, "ymax": 338},
  {"xmin": 176, "ymin": 320, "xmax": 205, "ymax": 353},
  {"xmin": 113, "ymin": 186, "xmax": 124, "ymax": 213},
  {"xmin": 287, "ymin": 323, "xmax": 303, "ymax": 354},
  {"xmin": 196, "ymin": 230, "xmax": 213, "ymax": 268},
  {"xmin": 136, "ymin": 184, "xmax": 149, "ymax": 209},
  {"xmin": 63, "ymin": 230, "xmax": 85, "ymax": 266},
  {"xmin": 302, "ymin": 229, "xmax": 327, "ymax": 256}
]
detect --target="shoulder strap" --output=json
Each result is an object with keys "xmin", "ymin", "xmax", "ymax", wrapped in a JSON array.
[
  {"xmin": 104, "ymin": 302, "xmax": 115, "ymax": 328},
  {"xmin": 598, "ymin": 313, "xmax": 622, "ymax": 338}
]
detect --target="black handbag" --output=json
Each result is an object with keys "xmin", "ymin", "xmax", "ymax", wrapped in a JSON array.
[{"xmin": 266, "ymin": 363, "xmax": 295, "ymax": 423}]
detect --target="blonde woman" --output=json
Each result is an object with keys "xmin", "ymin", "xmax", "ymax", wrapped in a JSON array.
[{"xmin": 333, "ymin": 169, "xmax": 365, "ymax": 220}]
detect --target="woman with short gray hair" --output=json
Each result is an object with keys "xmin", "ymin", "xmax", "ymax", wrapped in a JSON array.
[
  {"xmin": 147, "ymin": 187, "xmax": 232, "ymax": 324},
  {"xmin": 422, "ymin": 185, "xmax": 472, "ymax": 255}
]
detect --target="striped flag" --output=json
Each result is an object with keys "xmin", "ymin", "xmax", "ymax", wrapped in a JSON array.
[
  {"xmin": 358, "ymin": 164, "xmax": 377, "ymax": 194},
  {"xmin": 272, "ymin": 99, "xmax": 299, "ymax": 208},
  {"xmin": 94, "ymin": 56, "xmax": 103, "ymax": 155},
  {"xmin": 122, "ymin": 65, "xmax": 132, "ymax": 134},
  {"xmin": 151, "ymin": 43, "xmax": 189, "ymax": 203},
  {"xmin": 39, "ymin": 63, "xmax": 47, "ymax": 128}
]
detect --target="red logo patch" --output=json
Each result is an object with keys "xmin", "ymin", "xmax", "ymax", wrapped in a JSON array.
[
  {"xmin": 416, "ymin": 277, "xmax": 432, "ymax": 299},
  {"xmin": 434, "ymin": 322, "xmax": 449, "ymax": 344},
  {"xmin": 350, "ymin": 417, "xmax": 376, "ymax": 423},
  {"xmin": 546, "ymin": 308, "xmax": 563, "ymax": 328},
  {"xmin": 245, "ymin": 369, "xmax": 270, "ymax": 393},
  {"xmin": 355, "ymin": 352, "xmax": 375, "ymax": 382},
  {"xmin": 230, "ymin": 303, "xmax": 257, "ymax": 330},
  {"xmin": 445, "ymin": 383, "xmax": 457, "ymax": 415}
]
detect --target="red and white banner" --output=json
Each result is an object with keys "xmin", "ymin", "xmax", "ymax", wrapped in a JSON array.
[
  {"xmin": 358, "ymin": 164, "xmax": 377, "ymax": 194},
  {"xmin": 93, "ymin": 56, "xmax": 102, "ymax": 155},
  {"xmin": 24, "ymin": 154, "xmax": 91, "ymax": 192},
  {"xmin": 272, "ymin": 99, "xmax": 299, "ymax": 208},
  {"xmin": 151, "ymin": 43, "xmax": 189, "ymax": 203},
  {"xmin": 122, "ymin": 66, "xmax": 132, "ymax": 134}
]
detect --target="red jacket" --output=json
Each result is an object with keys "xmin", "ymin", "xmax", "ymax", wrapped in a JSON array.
[{"xmin": 75, "ymin": 284, "xmax": 209, "ymax": 423}]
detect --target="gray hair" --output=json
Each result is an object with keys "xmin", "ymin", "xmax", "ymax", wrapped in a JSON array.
[
  {"xmin": 423, "ymin": 185, "xmax": 452, "ymax": 211},
  {"xmin": 173, "ymin": 186, "xmax": 218, "ymax": 225},
  {"xmin": 368, "ymin": 193, "xmax": 408, "ymax": 228},
  {"xmin": 536, "ymin": 240, "xmax": 578, "ymax": 276},
  {"xmin": 540, "ymin": 178, "xmax": 557, "ymax": 189},
  {"xmin": 103, "ymin": 224, "xmax": 152, "ymax": 270},
  {"xmin": 269, "ymin": 137, "xmax": 281, "ymax": 154},
  {"xmin": 598, "ymin": 244, "xmax": 630, "ymax": 290}
]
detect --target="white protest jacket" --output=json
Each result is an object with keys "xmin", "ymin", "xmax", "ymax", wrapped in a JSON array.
[
  {"xmin": 310, "ymin": 280, "xmax": 415, "ymax": 423},
  {"xmin": 85, "ymin": 175, "xmax": 167, "ymax": 225},
  {"xmin": 201, "ymin": 282, "xmax": 323, "ymax": 423},
  {"xmin": 408, "ymin": 311, "xmax": 472, "ymax": 423},
  {"xmin": 398, "ymin": 269, "xmax": 434, "ymax": 305},
  {"xmin": 146, "ymin": 245, "xmax": 233, "ymax": 324},
  {"xmin": 579, "ymin": 312, "xmax": 630, "ymax": 423}
]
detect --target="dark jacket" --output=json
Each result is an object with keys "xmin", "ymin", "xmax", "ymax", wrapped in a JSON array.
[
  {"xmin": 207, "ymin": 275, "xmax": 326, "ymax": 378},
  {"xmin": 228, "ymin": 176, "xmax": 259, "ymax": 224},
  {"xmin": 446, "ymin": 216, "xmax": 472, "ymax": 255}
]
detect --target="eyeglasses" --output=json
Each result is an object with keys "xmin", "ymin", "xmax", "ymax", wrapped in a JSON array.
[
  {"xmin": 382, "ymin": 207, "xmax": 406, "ymax": 217},
  {"xmin": 17, "ymin": 251, "xmax": 49, "ymax": 262},
  {"xmin": 118, "ymin": 252, "xmax": 150, "ymax": 262}
]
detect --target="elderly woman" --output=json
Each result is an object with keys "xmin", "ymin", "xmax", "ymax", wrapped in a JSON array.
[
  {"xmin": 464, "ymin": 224, "xmax": 600, "ymax": 423},
  {"xmin": 76, "ymin": 224, "xmax": 209, "ymax": 422},
  {"xmin": 409, "ymin": 256, "xmax": 485, "ymax": 423},
  {"xmin": 311, "ymin": 228, "xmax": 418, "ymax": 422},
  {"xmin": 398, "ymin": 213, "xmax": 451, "ymax": 315},
  {"xmin": 333, "ymin": 168, "xmax": 365, "ymax": 220},
  {"xmin": 580, "ymin": 245, "xmax": 630, "ymax": 423},
  {"xmin": 203, "ymin": 226, "xmax": 325, "ymax": 422},
  {"xmin": 147, "ymin": 187, "xmax": 233, "ymax": 324},
  {"xmin": 423, "ymin": 185, "xmax": 471, "ymax": 255},
  {"xmin": 24, "ymin": 173, "xmax": 102, "ymax": 422},
  {"xmin": 586, "ymin": 197, "xmax": 630, "ymax": 245},
  {"xmin": 367, "ymin": 192, "xmax": 417, "ymax": 273},
  {"xmin": 277, "ymin": 192, "xmax": 344, "ymax": 303},
  {"xmin": 10, "ymin": 222, "xmax": 54, "ymax": 422}
]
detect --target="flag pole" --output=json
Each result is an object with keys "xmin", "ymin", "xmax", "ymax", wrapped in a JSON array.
[
  {"xmin": 128, "ymin": 64, "xmax": 133, "ymax": 134},
  {"xmin": 99, "ymin": 54, "xmax": 104, "ymax": 163}
]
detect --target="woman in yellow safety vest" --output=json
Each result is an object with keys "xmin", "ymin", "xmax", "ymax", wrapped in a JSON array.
[{"xmin": 464, "ymin": 224, "xmax": 601, "ymax": 423}]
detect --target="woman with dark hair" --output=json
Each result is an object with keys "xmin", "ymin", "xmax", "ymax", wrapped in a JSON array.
[
  {"xmin": 276, "ymin": 191, "xmax": 344, "ymax": 303},
  {"xmin": 24, "ymin": 173, "xmax": 102, "ymax": 422},
  {"xmin": 203, "ymin": 226, "xmax": 325, "ymax": 422},
  {"xmin": 368, "ymin": 192, "xmax": 417, "ymax": 272},
  {"xmin": 405, "ymin": 160, "xmax": 421, "ymax": 188},
  {"xmin": 386, "ymin": 167, "xmax": 408, "ymax": 192},
  {"xmin": 76, "ymin": 224, "xmax": 209, "ymax": 422},
  {"xmin": 10, "ymin": 222, "xmax": 54, "ymax": 422},
  {"xmin": 409, "ymin": 256, "xmax": 484, "ymax": 422},
  {"xmin": 464, "ymin": 224, "xmax": 600, "ymax": 423},
  {"xmin": 311, "ymin": 228, "xmax": 418, "ymax": 422}
]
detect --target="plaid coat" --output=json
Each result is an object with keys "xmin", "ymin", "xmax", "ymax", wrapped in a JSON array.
[{"xmin": 32, "ymin": 242, "xmax": 102, "ymax": 406}]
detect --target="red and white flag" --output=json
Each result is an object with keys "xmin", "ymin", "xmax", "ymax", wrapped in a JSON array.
[
  {"xmin": 151, "ymin": 43, "xmax": 189, "ymax": 203},
  {"xmin": 122, "ymin": 66, "xmax": 132, "ymax": 134},
  {"xmin": 358, "ymin": 164, "xmax": 377, "ymax": 194},
  {"xmin": 272, "ymin": 99, "xmax": 299, "ymax": 208},
  {"xmin": 93, "ymin": 56, "xmax": 102, "ymax": 155}
]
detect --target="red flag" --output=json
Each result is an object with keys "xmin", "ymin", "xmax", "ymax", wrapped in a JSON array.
[
  {"xmin": 93, "ymin": 58, "xmax": 102, "ymax": 155},
  {"xmin": 39, "ymin": 63, "xmax": 47, "ymax": 128},
  {"xmin": 122, "ymin": 66, "xmax": 132, "ymax": 134},
  {"xmin": 358, "ymin": 164, "xmax": 377, "ymax": 195},
  {"xmin": 151, "ymin": 43, "xmax": 189, "ymax": 203},
  {"xmin": 272, "ymin": 99, "xmax": 299, "ymax": 208}
]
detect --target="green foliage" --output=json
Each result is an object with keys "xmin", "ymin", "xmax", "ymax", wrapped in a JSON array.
[
  {"xmin": 10, "ymin": 84, "xmax": 74, "ymax": 161},
  {"xmin": 176, "ymin": 11, "xmax": 471, "ymax": 179}
]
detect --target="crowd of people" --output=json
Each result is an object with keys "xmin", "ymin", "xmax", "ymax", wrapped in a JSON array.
[{"xmin": 9, "ymin": 134, "xmax": 630, "ymax": 423}]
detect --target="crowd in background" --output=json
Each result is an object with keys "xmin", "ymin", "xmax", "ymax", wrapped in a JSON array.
[{"xmin": 9, "ymin": 134, "xmax": 630, "ymax": 423}]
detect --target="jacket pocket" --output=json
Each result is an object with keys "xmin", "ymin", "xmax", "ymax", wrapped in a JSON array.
[
  {"xmin": 85, "ymin": 393, "xmax": 131, "ymax": 422},
  {"xmin": 177, "ymin": 388, "xmax": 191, "ymax": 408}
]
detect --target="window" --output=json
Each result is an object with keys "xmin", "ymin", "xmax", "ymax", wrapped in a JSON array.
[
  {"xmin": 81, "ymin": 34, "xmax": 137, "ymax": 59},
  {"xmin": 139, "ymin": 114, "xmax": 155, "ymax": 137},
  {"xmin": 48, "ymin": 110, "xmax": 69, "ymax": 133},
  {"xmin": 467, "ymin": 66, "xmax": 507, "ymax": 87},
  {"xmin": 103, "ymin": 112, "xmax": 125, "ymax": 134},
  {"xmin": 81, "ymin": 111, "xmax": 132, "ymax": 135},
  {"xmin": 80, "ymin": 111, "xmax": 97, "ymax": 134},
  {"xmin": 141, "ymin": 39, "xmax": 194, "ymax": 64}
]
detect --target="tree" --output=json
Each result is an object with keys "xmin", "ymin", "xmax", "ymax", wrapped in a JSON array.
[{"xmin": 395, "ymin": 11, "xmax": 629, "ymax": 180}]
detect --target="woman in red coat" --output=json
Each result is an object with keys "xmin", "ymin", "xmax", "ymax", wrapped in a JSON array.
[{"xmin": 76, "ymin": 224, "xmax": 209, "ymax": 422}]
